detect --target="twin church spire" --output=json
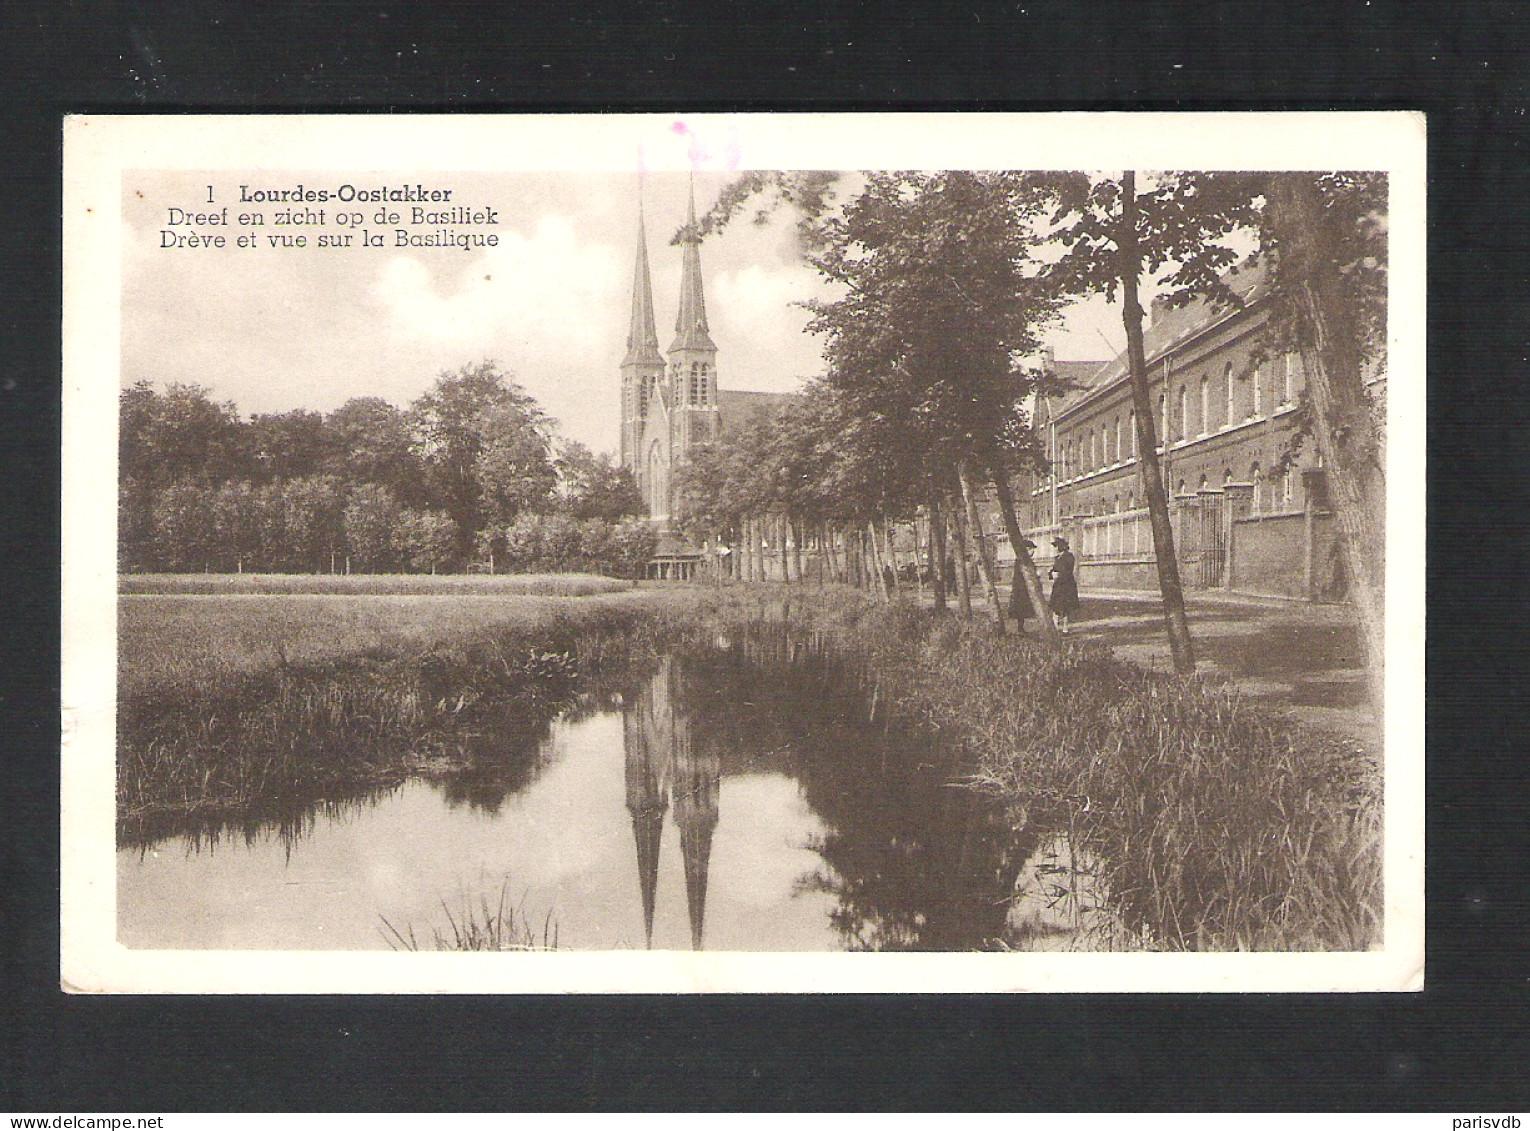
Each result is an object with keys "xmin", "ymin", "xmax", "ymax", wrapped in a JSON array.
[
  {"xmin": 624, "ymin": 179, "xmax": 715, "ymax": 359},
  {"xmin": 620, "ymin": 177, "xmax": 722, "ymax": 524}
]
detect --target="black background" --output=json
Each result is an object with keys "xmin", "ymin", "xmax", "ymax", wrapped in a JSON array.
[{"xmin": 4, "ymin": 0, "xmax": 1527, "ymax": 1111}]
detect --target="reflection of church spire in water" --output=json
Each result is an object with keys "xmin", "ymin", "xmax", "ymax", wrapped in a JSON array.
[
  {"xmin": 671, "ymin": 685, "xmax": 719, "ymax": 949},
  {"xmin": 622, "ymin": 655, "xmax": 720, "ymax": 950},
  {"xmin": 624, "ymin": 659, "xmax": 673, "ymax": 948}
]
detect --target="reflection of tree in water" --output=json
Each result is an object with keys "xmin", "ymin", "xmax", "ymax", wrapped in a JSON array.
[
  {"xmin": 126, "ymin": 685, "xmax": 632, "ymax": 855},
  {"xmin": 436, "ymin": 707, "xmax": 562, "ymax": 814},
  {"xmin": 121, "ymin": 788, "xmax": 401, "ymax": 861},
  {"xmin": 631, "ymin": 629, "xmax": 1035, "ymax": 952}
]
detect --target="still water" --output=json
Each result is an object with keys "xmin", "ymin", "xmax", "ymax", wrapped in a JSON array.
[{"xmin": 119, "ymin": 633, "xmax": 1101, "ymax": 951}]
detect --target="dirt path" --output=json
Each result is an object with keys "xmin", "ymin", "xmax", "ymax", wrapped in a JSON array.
[{"xmin": 1031, "ymin": 588, "xmax": 1378, "ymax": 749}]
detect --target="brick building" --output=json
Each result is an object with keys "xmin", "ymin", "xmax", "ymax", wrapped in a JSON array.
[{"xmin": 1013, "ymin": 261, "xmax": 1380, "ymax": 601}]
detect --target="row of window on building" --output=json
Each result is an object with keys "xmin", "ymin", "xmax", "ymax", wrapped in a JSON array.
[
  {"xmin": 1043, "ymin": 462, "xmax": 1298, "ymax": 522},
  {"xmin": 1048, "ymin": 354, "xmax": 1301, "ymax": 484}
]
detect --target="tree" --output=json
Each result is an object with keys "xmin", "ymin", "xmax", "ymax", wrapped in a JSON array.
[
  {"xmin": 1252, "ymin": 172, "xmax": 1388, "ymax": 709},
  {"xmin": 343, "ymin": 483, "xmax": 401, "ymax": 572},
  {"xmin": 799, "ymin": 171, "xmax": 1065, "ymax": 631},
  {"xmin": 272, "ymin": 475, "xmax": 346, "ymax": 572},
  {"xmin": 474, "ymin": 402, "xmax": 558, "ymax": 524},
  {"xmin": 247, "ymin": 409, "xmax": 334, "ymax": 483},
  {"xmin": 140, "ymin": 382, "xmax": 249, "ymax": 485},
  {"xmin": 209, "ymin": 480, "xmax": 262, "ymax": 571},
  {"xmin": 150, "ymin": 481, "xmax": 218, "ymax": 571},
  {"xmin": 553, "ymin": 441, "xmax": 645, "ymax": 521},
  {"xmin": 1044, "ymin": 171, "xmax": 1259, "ymax": 672},
  {"xmin": 409, "ymin": 361, "xmax": 556, "ymax": 557},
  {"xmin": 325, "ymin": 397, "xmax": 431, "ymax": 507},
  {"xmin": 392, "ymin": 508, "xmax": 458, "ymax": 573}
]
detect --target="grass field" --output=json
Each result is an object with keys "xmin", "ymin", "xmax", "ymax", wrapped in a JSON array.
[
  {"xmin": 119, "ymin": 589, "xmax": 658, "ymax": 702},
  {"xmin": 119, "ymin": 571, "xmax": 631, "ymax": 597}
]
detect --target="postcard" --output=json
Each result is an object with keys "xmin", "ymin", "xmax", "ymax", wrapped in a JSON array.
[{"xmin": 62, "ymin": 112, "xmax": 1425, "ymax": 992}]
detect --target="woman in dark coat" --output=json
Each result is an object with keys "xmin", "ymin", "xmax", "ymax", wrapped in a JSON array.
[
  {"xmin": 1048, "ymin": 536, "xmax": 1080, "ymax": 634},
  {"xmin": 1010, "ymin": 537, "xmax": 1036, "ymax": 631}
]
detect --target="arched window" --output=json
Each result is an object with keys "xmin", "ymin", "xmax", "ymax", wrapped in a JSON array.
[
  {"xmin": 1223, "ymin": 468, "xmax": 1234, "ymax": 487},
  {"xmin": 1198, "ymin": 472, "xmax": 1209, "ymax": 491},
  {"xmin": 1199, "ymin": 375, "xmax": 1210, "ymax": 436},
  {"xmin": 1253, "ymin": 358, "xmax": 1265, "ymax": 417},
  {"xmin": 1089, "ymin": 429, "xmax": 1098, "ymax": 471},
  {"xmin": 1128, "ymin": 409, "xmax": 1137, "ymax": 457},
  {"xmin": 1114, "ymin": 415, "xmax": 1123, "ymax": 462},
  {"xmin": 1224, "ymin": 362, "xmax": 1236, "ymax": 426},
  {"xmin": 1282, "ymin": 354, "xmax": 1297, "ymax": 404},
  {"xmin": 1177, "ymin": 386, "xmax": 1188, "ymax": 441},
  {"xmin": 1282, "ymin": 467, "xmax": 1294, "ymax": 508},
  {"xmin": 1158, "ymin": 392, "xmax": 1168, "ymax": 450},
  {"xmin": 1176, "ymin": 478, "xmax": 1187, "ymax": 497}
]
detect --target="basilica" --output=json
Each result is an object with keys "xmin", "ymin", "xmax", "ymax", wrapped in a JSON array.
[{"xmin": 618, "ymin": 184, "xmax": 790, "ymax": 566}]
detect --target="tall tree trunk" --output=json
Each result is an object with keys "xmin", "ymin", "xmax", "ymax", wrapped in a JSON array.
[
  {"xmin": 1120, "ymin": 170, "xmax": 1197, "ymax": 673},
  {"xmin": 865, "ymin": 521, "xmax": 891, "ymax": 603},
  {"xmin": 959, "ymin": 460, "xmax": 1005, "ymax": 633},
  {"xmin": 992, "ymin": 469, "xmax": 1058, "ymax": 639},
  {"xmin": 881, "ymin": 519, "xmax": 901, "ymax": 595},
  {"xmin": 951, "ymin": 494, "xmax": 973, "ymax": 618},
  {"xmin": 913, "ymin": 512, "xmax": 927, "ymax": 601},
  {"xmin": 792, "ymin": 517, "xmax": 805, "ymax": 585},
  {"xmin": 929, "ymin": 494, "xmax": 949, "ymax": 611},
  {"xmin": 1267, "ymin": 175, "xmax": 1386, "ymax": 717}
]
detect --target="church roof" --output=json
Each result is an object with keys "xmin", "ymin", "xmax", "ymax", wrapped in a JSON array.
[
  {"xmin": 717, "ymin": 388, "xmax": 797, "ymax": 430},
  {"xmin": 668, "ymin": 181, "xmax": 718, "ymax": 355},
  {"xmin": 622, "ymin": 206, "xmax": 664, "ymax": 368},
  {"xmin": 1050, "ymin": 259, "xmax": 1270, "ymax": 421}
]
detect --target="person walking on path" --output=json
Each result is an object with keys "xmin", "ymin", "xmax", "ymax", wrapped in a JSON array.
[{"xmin": 1048, "ymin": 536, "xmax": 1080, "ymax": 634}]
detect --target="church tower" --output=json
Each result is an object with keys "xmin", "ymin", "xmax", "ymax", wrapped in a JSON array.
[
  {"xmin": 665, "ymin": 179, "xmax": 723, "ymax": 498},
  {"xmin": 619, "ymin": 202, "xmax": 666, "ymax": 478},
  {"xmin": 620, "ymin": 180, "xmax": 724, "ymax": 526}
]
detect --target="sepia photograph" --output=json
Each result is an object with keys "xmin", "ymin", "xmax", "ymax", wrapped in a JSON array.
[{"xmin": 60, "ymin": 113, "xmax": 1425, "ymax": 992}]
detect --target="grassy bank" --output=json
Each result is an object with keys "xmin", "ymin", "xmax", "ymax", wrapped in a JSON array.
[
  {"xmin": 746, "ymin": 587, "xmax": 1382, "ymax": 951},
  {"xmin": 118, "ymin": 586, "xmax": 697, "ymax": 840},
  {"xmin": 122, "ymin": 589, "xmax": 643, "ymax": 701}
]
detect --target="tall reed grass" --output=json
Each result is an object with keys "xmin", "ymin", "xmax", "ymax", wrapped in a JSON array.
[{"xmin": 379, "ymin": 880, "xmax": 559, "ymax": 952}]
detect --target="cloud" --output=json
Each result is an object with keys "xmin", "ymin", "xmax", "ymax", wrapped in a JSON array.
[
  {"xmin": 710, "ymin": 263, "xmax": 826, "ymax": 390},
  {"xmin": 372, "ymin": 216, "xmax": 625, "ymax": 358}
]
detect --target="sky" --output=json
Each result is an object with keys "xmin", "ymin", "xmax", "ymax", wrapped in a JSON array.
[{"xmin": 122, "ymin": 169, "xmax": 1137, "ymax": 457}]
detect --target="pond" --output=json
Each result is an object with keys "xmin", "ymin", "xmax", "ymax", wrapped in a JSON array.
[{"xmin": 118, "ymin": 630, "xmax": 1109, "ymax": 951}]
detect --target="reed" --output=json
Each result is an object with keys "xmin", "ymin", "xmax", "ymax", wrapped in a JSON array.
[{"xmin": 379, "ymin": 880, "xmax": 559, "ymax": 952}]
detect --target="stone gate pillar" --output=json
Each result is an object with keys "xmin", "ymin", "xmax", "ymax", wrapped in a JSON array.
[{"xmin": 1222, "ymin": 482, "xmax": 1254, "ymax": 591}]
